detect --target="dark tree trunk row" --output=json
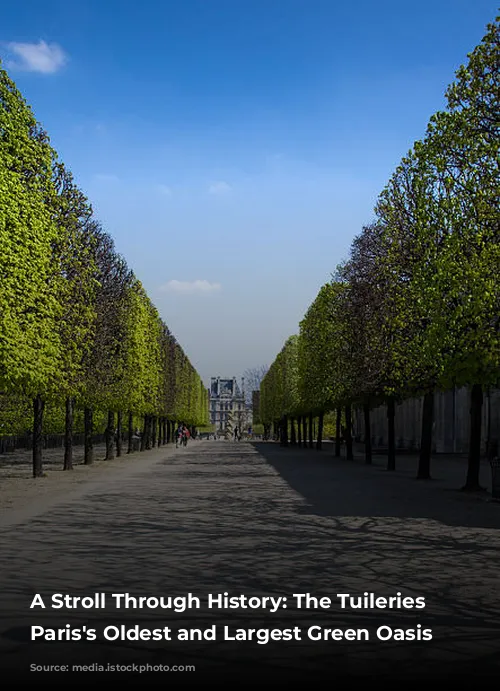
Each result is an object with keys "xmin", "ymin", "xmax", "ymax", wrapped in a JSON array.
[
  {"xmin": 275, "ymin": 412, "xmax": 325, "ymax": 452},
  {"xmin": 32, "ymin": 394, "xmax": 44, "ymax": 478},
  {"xmin": 345, "ymin": 405, "xmax": 353, "ymax": 460},
  {"xmin": 64, "ymin": 396, "xmax": 74, "ymax": 471},
  {"xmin": 316, "ymin": 412, "xmax": 324, "ymax": 450},
  {"xmin": 464, "ymin": 384, "xmax": 484, "ymax": 491},
  {"xmin": 335, "ymin": 409, "xmax": 341, "ymax": 457},
  {"xmin": 84, "ymin": 406, "xmax": 93, "ymax": 465},
  {"xmin": 127, "ymin": 411, "xmax": 134, "ymax": 454},
  {"xmin": 29, "ymin": 386, "xmax": 487, "ymax": 492},
  {"xmin": 116, "ymin": 410, "xmax": 122, "ymax": 457},
  {"xmin": 105, "ymin": 410, "xmax": 114, "ymax": 460},
  {"xmin": 31, "ymin": 402, "xmax": 182, "ymax": 478}
]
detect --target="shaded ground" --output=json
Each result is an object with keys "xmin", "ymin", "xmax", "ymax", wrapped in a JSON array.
[
  {"xmin": 0, "ymin": 443, "xmax": 122, "ymax": 513},
  {"xmin": 0, "ymin": 439, "xmax": 499, "ymax": 680},
  {"xmin": 263, "ymin": 440, "xmax": 497, "ymax": 527}
]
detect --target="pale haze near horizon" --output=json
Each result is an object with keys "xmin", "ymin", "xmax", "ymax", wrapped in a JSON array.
[{"xmin": 1, "ymin": 0, "xmax": 497, "ymax": 385}]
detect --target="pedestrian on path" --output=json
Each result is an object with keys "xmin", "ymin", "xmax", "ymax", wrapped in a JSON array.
[
  {"xmin": 182, "ymin": 425, "xmax": 190, "ymax": 447},
  {"xmin": 176, "ymin": 424, "xmax": 183, "ymax": 448}
]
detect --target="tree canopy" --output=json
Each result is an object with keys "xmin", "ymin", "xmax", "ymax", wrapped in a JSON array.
[
  {"xmin": 259, "ymin": 16, "xmax": 499, "ymax": 486},
  {"xmin": 0, "ymin": 62, "xmax": 208, "ymax": 452}
]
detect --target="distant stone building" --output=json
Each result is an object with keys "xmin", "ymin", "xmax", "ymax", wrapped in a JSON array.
[{"xmin": 210, "ymin": 377, "xmax": 253, "ymax": 435}]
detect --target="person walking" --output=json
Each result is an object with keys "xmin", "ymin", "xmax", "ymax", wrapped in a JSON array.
[
  {"xmin": 182, "ymin": 425, "xmax": 191, "ymax": 447},
  {"xmin": 176, "ymin": 423, "xmax": 183, "ymax": 448}
]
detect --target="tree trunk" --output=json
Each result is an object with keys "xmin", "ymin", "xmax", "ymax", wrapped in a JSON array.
[
  {"xmin": 345, "ymin": 405, "xmax": 353, "ymax": 460},
  {"xmin": 308, "ymin": 413, "xmax": 313, "ymax": 448},
  {"xmin": 140, "ymin": 415, "xmax": 147, "ymax": 451},
  {"xmin": 316, "ymin": 412, "xmax": 324, "ymax": 450},
  {"xmin": 105, "ymin": 410, "xmax": 115, "ymax": 460},
  {"xmin": 127, "ymin": 411, "xmax": 133, "ymax": 454},
  {"xmin": 463, "ymin": 384, "xmax": 484, "ymax": 491},
  {"xmin": 303, "ymin": 416, "xmax": 307, "ymax": 447},
  {"xmin": 486, "ymin": 388, "xmax": 492, "ymax": 461},
  {"xmin": 335, "ymin": 408, "xmax": 341, "ymax": 457},
  {"xmin": 116, "ymin": 410, "xmax": 123, "ymax": 457},
  {"xmin": 283, "ymin": 415, "xmax": 289, "ymax": 446},
  {"xmin": 417, "ymin": 392, "xmax": 434, "ymax": 479},
  {"xmin": 32, "ymin": 394, "xmax": 44, "ymax": 478},
  {"xmin": 64, "ymin": 396, "xmax": 74, "ymax": 470},
  {"xmin": 297, "ymin": 416, "xmax": 302, "ymax": 447},
  {"xmin": 146, "ymin": 415, "xmax": 152, "ymax": 450},
  {"xmin": 290, "ymin": 417, "xmax": 296, "ymax": 445},
  {"xmin": 167, "ymin": 420, "xmax": 171, "ymax": 444},
  {"xmin": 151, "ymin": 417, "xmax": 157, "ymax": 448},
  {"xmin": 363, "ymin": 403, "xmax": 372, "ymax": 465},
  {"xmin": 84, "ymin": 407, "xmax": 93, "ymax": 465},
  {"xmin": 387, "ymin": 397, "xmax": 395, "ymax": 471},
  {"xmin": 159, "ymin": 417, "xmax": 164, "ymax": 446}
]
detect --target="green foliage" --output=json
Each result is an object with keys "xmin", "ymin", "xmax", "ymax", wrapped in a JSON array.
[
  {"xmin": 260, "ymin": 335, "xmax": 300, "ymax": 423},
  {"xmin": 0, "ymin": 67, "xmax": 63, "ymax": 395},
  {"xmin": 260, "ymin": 16, "xmax": 500, "ymax": 422},
  {"xmin": 51, "ymin": 161, "xmax": 98, "ymax": 401},
  {"xmin": 299, "ymin": 281, "xmax": 353, "ymax": 411},
  {"xmin": 0, "ymin": 64, "xmax": 208, "ymax": 442}
]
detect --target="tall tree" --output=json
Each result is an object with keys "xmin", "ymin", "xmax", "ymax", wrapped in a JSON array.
[
  {"xmin": 243, "ymin": 365, "xmax": 269, "ymax": 405},
  {"xmin": 50, "ymin": 161, "xmax": 98, "ymax": 470},
  {"xmin": 0, "ymin": 67, "xmax": 63, "ymax": 477}
]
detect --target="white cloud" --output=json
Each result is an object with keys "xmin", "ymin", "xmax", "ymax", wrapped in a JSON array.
[
  {"xmin": 208, "ymin": 181, "xmax": 231, "ymax": 195},
  {"xmin": 6, "ymin": 40, "xmax": 67, "ymax": 74},
  {"xmin": 159, "ymin": 280, "xmax": 221, "ymax": 294}
]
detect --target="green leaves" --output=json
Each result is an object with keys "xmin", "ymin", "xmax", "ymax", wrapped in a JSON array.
[
  {"xmin": 0, "ymin": 63, "xmax": 208, "ymax": 431},
  {"xmin": 261, "ymin": 15, "xmax": 499, "ymax": 419},
  {"xmin": 0, "ymin": 67, "xmax": 63, "ymax": 395}
]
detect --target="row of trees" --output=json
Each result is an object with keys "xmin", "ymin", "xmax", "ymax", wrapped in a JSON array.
[
  {"xmin": 0, "ymin": 64, "xmax": 209, "ymax": 477},
  {"xmin": 260, "ymin": 17, "xmax": 499, "ymax": 490}
]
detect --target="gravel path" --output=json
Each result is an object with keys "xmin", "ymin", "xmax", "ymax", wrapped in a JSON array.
[{"xmin": 0, "ymin": 439, "xmax": 499, "ymax": 679}]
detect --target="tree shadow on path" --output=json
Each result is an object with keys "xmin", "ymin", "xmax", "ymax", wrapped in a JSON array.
[{"xmin": 252, "ymin": 442, "xmax": 500, "ymax": 530}]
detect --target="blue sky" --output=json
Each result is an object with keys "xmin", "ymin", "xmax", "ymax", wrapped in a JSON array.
[{"xmin": 1, "ymin": 0, "xmax": 497, "ymax": 384}]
